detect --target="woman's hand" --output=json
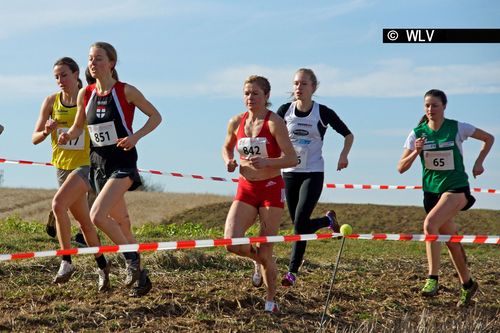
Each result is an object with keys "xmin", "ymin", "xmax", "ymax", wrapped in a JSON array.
[
  {"xmin": 44, "ymin": 119, "xmax": 57, "ymax": 136},
  {"xmin": 226, "ymin": 159, "xmax": 238, "ymax": 172},
  {"xmin": 58, "ymin": 132, "xmax": 70, "ymax": 145},
  {"xmin": 116, "ymin": 134, "xmax": 139, "ymax": 151},
  {"xmin": 248, "ymin": 156, "xmax": 269, "ymax": 169},
  {"xmin": 415, "ymin": 136, "xmax": 426, "ymax": 153}
]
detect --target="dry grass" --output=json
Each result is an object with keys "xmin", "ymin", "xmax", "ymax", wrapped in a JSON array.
[
  {"xmin": 0, "ymin": 187, "xmax": 231, "ymax": 225},
  {"xmin": 0, "ymin": 188, "xmax": 498, "ymax": 332}
]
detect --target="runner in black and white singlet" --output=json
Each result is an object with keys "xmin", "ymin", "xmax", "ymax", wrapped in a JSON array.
[
  {"xmin": 59, "ymin": 42, "xmax": 162, "ymax": 297},
  {"xmin": 277, "ymin": 68, "xmax": 354, "ymax": 287},
  {"xmin": 398, "ymin": 89, "xmax": 494, "ymax": 307}
]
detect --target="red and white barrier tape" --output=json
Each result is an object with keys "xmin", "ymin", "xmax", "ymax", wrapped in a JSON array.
[
  {"xmin": 1, "ymin": 157, "xmax": 498, "ymax": 194},
  {"xmin": 1, "ymin": 232, "xmax": 498, "ymax": 262}
]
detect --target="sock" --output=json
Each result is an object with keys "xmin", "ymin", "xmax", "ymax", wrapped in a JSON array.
[
  {"xmin": 428, "ymin": 275, "xmax": 438, "ymax": 281},
  {"xmin": 123, "ymin": 251, "xmax": 139, "ymax": 261},
  {"xmin": 95, "ymin": 254, "xmax": 107, "ymax": 270},
  {"xmin": 62, "ymin": 255, "xmax": 72, "ymax": 264},
  {"xmin": 463, "ymin": 278, "xmax": 474, "ymax": 289}
]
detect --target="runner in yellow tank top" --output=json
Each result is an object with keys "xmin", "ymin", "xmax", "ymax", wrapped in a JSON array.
[
  {"xmin": 32, "ymin": 57, "xmax": 110, "ymax": 292},
  {"xmin": 50, "ymin": 91, "xmax": 90, "ymax": 170}
]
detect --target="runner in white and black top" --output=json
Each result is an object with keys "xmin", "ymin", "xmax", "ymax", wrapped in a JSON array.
[{"xmin": 277, "ymin": 68, "xmax": 354, "ymax": 287}]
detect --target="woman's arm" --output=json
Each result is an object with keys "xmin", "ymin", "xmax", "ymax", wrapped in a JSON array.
[
  {"xmin": 32, "ymin": 94, "xmax": 57, "ymax": 144},
  {"xmin": 337, "ymin": 133, "xmax": 354, "ymax": 171},
  {"xmin": 117, "ymin": 84, "xmax": 162, "ymax": 151},
  {"xmin": 470, "ymin": 128, "xmax": 495, "ymax": 178},
  {"xmin": 222, "ymin": 115, "xmax": 240, "ymax": 172},
  {"xmin": 58, "ymin": 89, "xmax": 86, "ymax": 145},
  {"xmin": 397, "ymin": 137, "xmax": 426, "ymax": 174}
]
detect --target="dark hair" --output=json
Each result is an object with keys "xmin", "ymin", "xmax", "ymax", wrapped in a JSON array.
[
  {"xmin": 53, "ymin": 57, "xmax": 82, "ymax": 89},
  {"xmin": 91, "ymin": 42, "xmax": 119, "ymax": 80},
  {"xmin": 418, "ymin": 89, "xmax": 448, "ymax": 125},
  {"xmin": 85, "ymin": 67, "xmax": 96, "ymax": 85},
  {"xmin": 244, "ymin": 75, "xmax": 272, "ymax": 107},
  {"xmin": 291, "ymin": 68, "xmax": 319, "ymax": 100}
]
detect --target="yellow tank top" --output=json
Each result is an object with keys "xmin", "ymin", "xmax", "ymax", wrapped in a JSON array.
[{"xmin": 50, "ymin": 92, "xmax": 90, "ymax": 170}]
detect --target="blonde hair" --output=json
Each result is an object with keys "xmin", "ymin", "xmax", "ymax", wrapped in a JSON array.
[{"xmin": 244, "ymin": 75, "xmax": 272, "ymax": 107}]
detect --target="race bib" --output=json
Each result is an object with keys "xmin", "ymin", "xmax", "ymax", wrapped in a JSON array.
[
  {"xmin": 88, "ymin": 121, "xmax": 118, "ymax": 147},
  {"xmin": 293, "ymin": 145, "xmax": 308, "ymax": 169},
  {"xmin": 57, "ymin": 128, "xmax": 84, "ymax": 150},
  {"xmin": 424, "ymin": 150, "xmax": 454, "ymax": 171},
  {"xmin": 237, "ymin": 137, "xmax": 268, "ymax": 159}
]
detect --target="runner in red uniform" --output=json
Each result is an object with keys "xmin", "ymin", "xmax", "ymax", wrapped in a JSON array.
[{"xmin": 222, "ymin": 75, "xmax": 297, "ymax": 313}]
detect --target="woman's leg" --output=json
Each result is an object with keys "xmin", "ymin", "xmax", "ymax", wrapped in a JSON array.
[
  {"xmin": 438, "ymin": 216, "xmax": 471, "ymax": 284},
  {"xmin": 224, "ymin": 200, "xmax": 259, "ymax": 260},
  {"xmin": 287, "ymin": 173, "xmax": 324, "ymax": 273},
  {"xmin": 256, "ymin": 206, "xmax": 283, "ymax": 302},
  {"xmin": 423, "ymin": 192, "xmax": 468, "ymax": 278},
  {"xmin": 90, "ymin": 177, "xmax": 133, "ymax": 245}
]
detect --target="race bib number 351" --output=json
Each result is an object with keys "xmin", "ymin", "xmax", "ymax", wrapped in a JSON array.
[
  {"xmin": 424, "ymin": 150, "xmax": 454, "ymax": 171},
  {"xmin": 88, "ymin": 121, "xmax": 118, "ymax": 147}
]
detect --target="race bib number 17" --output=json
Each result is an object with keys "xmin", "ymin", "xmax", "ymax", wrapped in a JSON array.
[{"xmin": 57, "ymin": 128, "xmax": 84, "ymax": 150}]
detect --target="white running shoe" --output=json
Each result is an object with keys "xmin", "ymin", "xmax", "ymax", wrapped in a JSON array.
[
  {"xmin": 252, "ymin": 261, "xmax": 263, "ymax": 287},
  {"xmin": 53, "ymin": 261, "xmax": 75, "ymax": 284},
  {"xmin": 264, "ymin": 301, "xmax": 279, "ymax": 313}
]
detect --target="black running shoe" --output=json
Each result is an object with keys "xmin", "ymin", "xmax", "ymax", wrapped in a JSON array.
[
  {"xmin": 46, "ymin": 210, "xmax": 57, "ymax": 238},
  {"xmin": 73, "ymin": 232, "xmax": 87, "ymax": 247},
  {"xmin": 130, "ymin": 269, "xmax": 152, "ymax": 297}
]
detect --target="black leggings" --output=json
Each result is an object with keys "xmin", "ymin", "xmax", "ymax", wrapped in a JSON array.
[{"xmin": 283, "ymin": 172, "xmax": 330, "ymax": 273}]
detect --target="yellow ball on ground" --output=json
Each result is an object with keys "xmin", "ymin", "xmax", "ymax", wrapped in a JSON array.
[{"xmin": 340, "ymin": 224, "xmax": 353, "ymax": 236}]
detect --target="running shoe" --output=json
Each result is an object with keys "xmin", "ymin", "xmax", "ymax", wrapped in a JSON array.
[
  {"xmin": 130, "ymin": 269, "xmax": 152, "ymax": 297},
  {"xmin": 421, "ymin": 278, "xmax": 439, "ymax": 297},
  {"xmin": 252, "ymin": 261, "xmax": 263, "ymax": 287},
  {"xmin": 264, "ymin": 301, "xmax": 279, "ymax": 313},
  {"xmin": 281, "ymin": 272, "xmax": 296, "ymax": 287},
  {"xmin": 97, "ymin": 261, "xmax": 111, "ymax": 293},
  {"xmin": 53, "ymin": 260, "xmax": 75, "ymax": 284},
  {"xmin": 46, "ymin": 210, "xmax": 56, "ymax": 238},
  {"xmin": 457, "ymin": 281, "xmax": 479, "ymax": 307},
  {"xmin": 124, "ymin": 255, "xmax": 141, "ymax": 287},
  {"xmin": 326, "ymin": 210, "xmax": 340, "ymax": 233},
  {"xmin": 74, "ymin": 232, "xmax": 87, "ymax": 247}
]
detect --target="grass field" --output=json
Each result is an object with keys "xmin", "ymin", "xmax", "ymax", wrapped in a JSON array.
[{"xmin": 0, "ymin": 188, "xmax": 499, "ymax": 332}]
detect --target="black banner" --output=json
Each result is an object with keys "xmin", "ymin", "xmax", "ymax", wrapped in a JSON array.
[{"xmin": 383, "ymin": 29, "xmax": 500, "ymax": 43}]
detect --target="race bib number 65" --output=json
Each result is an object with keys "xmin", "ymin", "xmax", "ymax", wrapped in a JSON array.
[
  {"xmin": 424, "ymin": 150, "xmax": 454, "ymax": 171},
  {"xmin": 88, "ymin": 121, "xmax": 118, "ymax": 147}
]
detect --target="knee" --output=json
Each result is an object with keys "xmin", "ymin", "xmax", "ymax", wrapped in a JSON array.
[
  {"xmin": 293, "ymin": 218, "xmax": 308, "ymax": 234},
  {"xmin": 226, "ymin": 245, "xmax": 243, "ymax": 256},
  {"xmin": 423, "ymin": 217, "xmax": 439, "ymax": 235},
  {"xmin": 90, "ymin": 208, "xmax": 106, "ymax": 229},
  {"xmin": 51, "ymin": 198, "xmax": 66, "ymax": 217},
  {"xmin": 256, "ymin": 245, "xmax": 273, "ymax": 265}
]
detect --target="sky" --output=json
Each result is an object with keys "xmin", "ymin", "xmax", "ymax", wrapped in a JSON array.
[{"xmin": 0, "ymin": 0, "xmax": 499, "ymax": 210}]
